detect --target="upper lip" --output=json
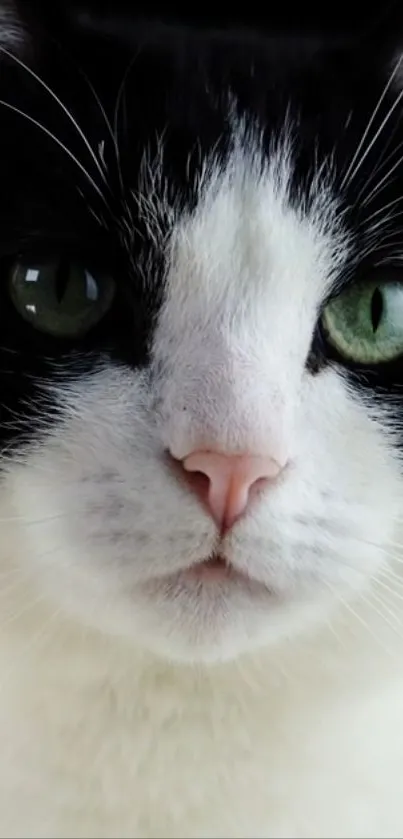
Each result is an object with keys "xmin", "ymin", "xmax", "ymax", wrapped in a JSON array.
[{"xmin": 193, "ymin": 552, "xmax": 229, "ymax": 567}]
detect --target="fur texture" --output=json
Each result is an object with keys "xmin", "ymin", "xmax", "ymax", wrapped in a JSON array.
[{"xmin": 1, "ymin": 2, "xmax": 403, "ymax": 836}]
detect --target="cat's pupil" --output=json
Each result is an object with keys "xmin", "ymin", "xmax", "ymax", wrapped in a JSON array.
[
  {"xmin": 54, "ymin": 259, "xmax": 71, "ymax": 304},
  {"xmin": 370, "ymin": 287, "xmax": 383, "ymax": 333}
]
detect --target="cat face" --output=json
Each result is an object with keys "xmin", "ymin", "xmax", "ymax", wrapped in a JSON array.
[{"xmin": 1, "ymin": 2, "xmax": 403, "ymax": 662}]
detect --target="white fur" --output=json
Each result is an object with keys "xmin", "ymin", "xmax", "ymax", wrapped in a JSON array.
[{"xmin": 1, "ymin": 129, "xmax": 403, "ymax": 836}]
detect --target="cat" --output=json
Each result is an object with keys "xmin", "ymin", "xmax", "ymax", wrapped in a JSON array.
[{"xmin": 1, "ymin": 1, "xmax": 403, "ymax": 836}]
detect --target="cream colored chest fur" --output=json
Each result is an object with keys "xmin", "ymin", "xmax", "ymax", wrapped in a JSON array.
[{"xmin": 1, "ymin": 616, "xmax": 403, "ymax": 839}]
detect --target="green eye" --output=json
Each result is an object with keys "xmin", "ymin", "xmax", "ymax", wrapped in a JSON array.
[
  {"xmin": 9, "ymin": 257, "xmax": 115, "ymax": 338},
  {"xmin": 322, "ymin": 277, "xmax": 403, "ymax": 364}
]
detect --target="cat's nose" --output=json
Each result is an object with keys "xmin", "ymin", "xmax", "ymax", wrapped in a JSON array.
[{"xmin": 178, "ymin": 450, "xmax": 284, "ymax": 532}]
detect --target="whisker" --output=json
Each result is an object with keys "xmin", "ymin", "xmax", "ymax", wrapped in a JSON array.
[
  {"xmin": 358, "ymin": 590, "xmax": 403, "ymax": 637},
  {"xmin": 0, "ymin": 99, "xmax": 108, "ymax": 207},
  {"xmin": 362, "ymin": 146, "xmax": 403, "ymax": 208},
  {"xmin": 366, "ymin": 587, "xmax": 402, "ymax": 627},
  {"xmin": 323, "ymin": 618, "xmax": 349, "ymax": 652},
  {"xmin": 80, "ymin": 70, "xmax": 124, "ymax": 195},
  {"xmin": 374, "ymin": 575, "xmax": 403, "ymax": 605},
  {"xmin": 377, "ymin": 566, "xmax": 403, "ymax": 587},
  {"xmin": 328, "ymin": 527, "xmax": 403, "ymax": 559},
  {"xmin": 78, "ymin": 74, "xmax": 116, "ymax": 158},
  {"xmin": 113, "ymin": 49, "xmax": 141, "ymax": 193},
  {"xmin": 0, "ymin": 45, "xmax": 110, "ymax": 191},
  {"xmin": 341, "ymin": 56, "xmax": 403, "ymax": 189},
  {"xmin": 0, "ymin": 511, "xmax": 77, "ymax": 526},
  {"xmin": 368, "ymin": 200, "xmax": 403, "ymax": 224},
  {"xmin": 322, "ymin": 578, "xmax": 394, "ymax": 652},
  {"xmin": 39, "ymin": 30, "xmax": 117, "ymax": 162},
  {"xmin": 355, "ymin": 138, "xmax": 403, "ymax": 205}
]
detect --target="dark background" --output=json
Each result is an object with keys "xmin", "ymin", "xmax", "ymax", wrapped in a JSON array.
[{"xmin": 24, "ymin": 0, "xmax": 403, "ymax": 38}]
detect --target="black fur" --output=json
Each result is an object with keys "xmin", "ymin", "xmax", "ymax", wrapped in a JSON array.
[{"xmin": 1, "ymin": 1, "xmax": 403, "ymax": 445}]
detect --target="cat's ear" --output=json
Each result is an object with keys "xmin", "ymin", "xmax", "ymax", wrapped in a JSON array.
[{"xmin": 0, "ymin": 1, "xmax": 27, "ymax": 52}]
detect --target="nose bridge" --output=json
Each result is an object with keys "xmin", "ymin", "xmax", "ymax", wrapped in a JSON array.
[
  {"xmin": 165, "ymin": 352, "xmax": 290, "ymax": 462},
  {"xmin": 154, "ymin": 307, "xmax": 295, "ymax": 463}
]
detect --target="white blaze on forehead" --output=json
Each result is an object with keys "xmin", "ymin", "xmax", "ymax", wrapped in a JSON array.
[{"xmin": 152, "ymin": 128, "xmax": 350, "ymax": 459}]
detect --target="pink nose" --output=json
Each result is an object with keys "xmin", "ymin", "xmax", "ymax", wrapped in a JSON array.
[{"xmin": 180, "ymin": 451, "xmax": 284, "ymax": 532}]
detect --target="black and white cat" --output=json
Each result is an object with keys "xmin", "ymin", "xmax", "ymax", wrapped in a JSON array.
[{"xmin": 1, "ymin": 1, "xmax": 403, "ymax": 836}]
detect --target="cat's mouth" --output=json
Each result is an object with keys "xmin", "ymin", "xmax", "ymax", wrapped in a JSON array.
[
  {"xmin": 180, "ymin": 552, "xmax": 253, "ymax": 584},
  {"xmin": 143, "ymin": 550, "xmax": 275, "ymax": 599}
]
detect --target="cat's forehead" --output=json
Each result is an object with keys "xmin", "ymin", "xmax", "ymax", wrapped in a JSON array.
[
  {"xmin": 1, "ymin": 9, "xmax": 401, "ymax": 236},
  {"xmin": 161, "ymin": 129, "xmax": 347, "ymax": 310},
  {"xmin": 143, "ymin": 124, "xmax": 348, "ymax": 395}
]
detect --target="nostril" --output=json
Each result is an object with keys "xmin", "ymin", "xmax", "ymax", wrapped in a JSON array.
[
  {"xmin": 166, "ymin": 453, "xmax": 216, "ymax": 521},
  {"xmin": 165, "ymin": 452, "xmax": 209, "ymax": 494},
  {"xmin": 167, "ymin": 448, "xmax": 286, "ymax": 531},
  {"xmin": 248, "ymin": 475, "xmax": 271, "ymax": 502},
  {"xmin": 182, "ymin": 469, "xmax": 211, "ymax": 505}
]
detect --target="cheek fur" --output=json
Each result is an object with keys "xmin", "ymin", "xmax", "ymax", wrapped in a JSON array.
[{"xmin": 1, "ymin": 358, "xmax": 401, "ymax": 663}]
